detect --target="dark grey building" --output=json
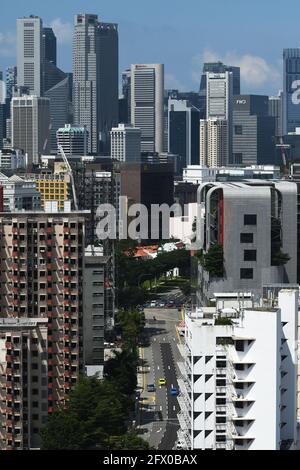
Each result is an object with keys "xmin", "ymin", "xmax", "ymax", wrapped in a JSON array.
[
  {"xmin": 45, "ymin": 75, "xmax": 73, "ymax": 152},
  {"xmin": 269, "ymin": 92, "xmax": 283, "ymax": 137},
  {"xmin": 168, "ymin": 99, "xmax": 200, "ymax": 169},
  {"xmin": 73, "ymin": 14, "xmax": 119, "ymax": 154},
  {"xmin": 232, "ymin": 95, "xmax": 276, "ymax": 165},
  {"xmin": 199, "ymin": 62, "xmax": 240, "ymax": 119},
  {"xmin": 283, "ymin": 49, "xmax": 300, "ymax": 135},
  {"xmin": 42, "ymin": 27, "xmax": 57, "ymax": 66}
]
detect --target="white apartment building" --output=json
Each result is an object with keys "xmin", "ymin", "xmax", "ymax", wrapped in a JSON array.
[
  {"xmin": 178, "ymin": 288, "xmax": 298, "ymax": 450},
  {"xmin": 130, "ymin": 64, "xmax": 164, "ymax": 154},
  {"xmin": 200, "ymin": 118, "xmax": 228, "ymax": 167},
  {"xmin": 110, "ymin": 124, "xmax": 141, "ymax": 162}
]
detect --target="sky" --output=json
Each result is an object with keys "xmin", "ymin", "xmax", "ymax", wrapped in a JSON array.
[{"xmin": 0, "ymin": 0, "xmax": 299, "ymax": 96}]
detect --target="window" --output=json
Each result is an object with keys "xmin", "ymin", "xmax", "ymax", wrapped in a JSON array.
[
  {"xmin": 244, "ymin": 250, "xmax": 256, "ymax": 261},
  {"xmin": 233, "ymin": 153, "xmax": 243, "ymax": 164},
  {"xmin": 244, "ymin": 214, "xmax": 257, "ymax": 226},
  {"xmin": 235, "ymin": 125, "xmax": 243, "ymax": 135},
  {"xmin": 240, "ymin": 268, "xmax": 253, "ymax": 279},
  {"xmin": 236, "ymin": 340, "xmax": 245, "ymax": 352},
  {"xmin": 240, "ymin": 233, "xmax": 253, "ymax": 244}
]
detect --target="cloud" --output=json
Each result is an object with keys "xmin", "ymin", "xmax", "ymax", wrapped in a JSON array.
[
  {"xmin": 0, "ymin": 32, "xmax": 16, "ymax": 58},
  {"xmin": 192, "ymin": 49, "xmax": 281, "ymax": 89},
  {"xmin": 50, "ymin": 18, "xmax": 73, "ymax": 45},
  {"xmin": 165, "ymin": 73, "xmax": 185, "ymax": 91}
]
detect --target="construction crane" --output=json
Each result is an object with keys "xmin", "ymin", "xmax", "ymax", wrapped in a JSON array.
[{"xmin": 58, "ymin": 145, "xmax": 78, "ymax": 211}]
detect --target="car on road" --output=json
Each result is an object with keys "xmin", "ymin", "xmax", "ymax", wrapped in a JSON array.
[
  {"xmin": 158, "ymin": 377, "xmax": 166, "ymax": 386},
  {"xmin": 147, "ymin": 384, "xmax": 156, "ymax": 393},
  {"xmin": 170, "ymin": 387, "xmax": 179, "ymax": 396},
  {"xmin": 158, "ymin": 302, "xmax": 165, "ymax": 308},
  {"xmin": 150, "ymin": 301, "xmax": 157, "ymax": 308}
]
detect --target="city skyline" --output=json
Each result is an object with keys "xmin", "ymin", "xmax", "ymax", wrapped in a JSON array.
[{"xmin": 1, "ymin": 0, "xmax": 300, "ymax": 95}]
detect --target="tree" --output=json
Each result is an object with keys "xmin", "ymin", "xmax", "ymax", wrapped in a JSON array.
[
  {"xmin": 202, "ymin": 244, "xmax": 224, "ymax": 277},
  {"xmin": 40, "ymin": 409, "xmax": 89, "ymax": 450},
  {"xmin": 110, "ymin": 432, "xmax": 150, "ymax": 450},
  {"xmin": 271, "ymin": 250, "xmax": 290, "ymax": 266}
]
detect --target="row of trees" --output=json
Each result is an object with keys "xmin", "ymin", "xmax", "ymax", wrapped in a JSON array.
[
  {"xmin": 40, "ymin": 308, "xmax": 148, "ymax": 450},
  {"xmin": 116, "ymin": 240, "xmax": 191, "ymax": 308}
]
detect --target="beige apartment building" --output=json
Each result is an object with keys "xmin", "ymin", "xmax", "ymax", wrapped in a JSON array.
[{"xmin": 0, "ymin": 210, "xmax": 88, "ymax": 449}]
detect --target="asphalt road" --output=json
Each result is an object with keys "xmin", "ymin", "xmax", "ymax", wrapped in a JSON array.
[{"xmin": 137, "ymin": 306, "xmax": 182, "ymax": 450}]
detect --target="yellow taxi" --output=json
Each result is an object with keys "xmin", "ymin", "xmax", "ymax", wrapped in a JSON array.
[{"xmin": 158, "ymin": 377, "xmax": 167, "ymax": 386}]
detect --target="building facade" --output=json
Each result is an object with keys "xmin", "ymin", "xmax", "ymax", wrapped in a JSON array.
[
  {"xmin": 283, "ymin": 48, "xmax": 300, "ymax": 135},
  {"xmin": 110, "ymin": 124, "xmax": 141, "ymax": 162},
  {"xmin": 16, "ymin": 16, "xmax": 43, "ymax": 97},
  {"xmin": 0, "ymin": 210, "xmax": 88, "ymax": 449},
  {"xmin": 197, "ymin": 180, "xmax": 297, "ymax": 305},
  {"xmin": 168, "ymin": 99, "xmax": 200, "ymax": 169},
  {"xmin": 180, "ymin": 288, "xmax": 298, "ymax": 450},
  {"xmin": 200, "ymin": 119, "xmax": 228, "ymax": 167},
  {"xmin": 11, "ymin": 95, "xmax": 50, "ymax": 167},
  {"xmin": 57, "ymin": 124, "xmax": 88, "ymax": 158},
  {"xmin": 130, "ymin": 64, "xmax": 164, "ymax": 154},
  {"xmin": 233, "ymin": 95, "xmax": 276, "ymax": 165},
  {"xmin": 73, "ymin": 14, "xmax": 118, "ymax": 154}
]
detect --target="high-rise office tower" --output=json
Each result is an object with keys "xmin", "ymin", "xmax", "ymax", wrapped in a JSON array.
[
  {"xmin": 200, "ymin": 71, "xmax": 233, "ymax": 165},
  {"xmin": 233, "ymin": 95, "xmax": 276, "ymax": 165},
  {"xmin": 42, "ymin": 27, "xmax": 57, "ymax": 66},
  {"xmin": 269, "ymin": 91, "xmax": 283, "ymax": 137},
  {"xmin": 0, "ymin": 210, "xmax": 88, "ymax": 449},
  {"xmin": 57, "ymin": 124, "xmax": 88, "ymax": 158},
  {"xmin": 199, "ymin": 62, "xmax": 240, "ymax": 119},
  {"xmin": 5, "ymin": 67, "xmax": 17, "ymax": 103},
  {"xmin": 73, "ymin": 13, "xmax": 118, "ymax": 154},
  {"xmin": 17, "ymin": 16, "xmax": 43, "ymax": 97},
  {"xmin": 168, "ymin": 99, "xmax": 200, "ymax": 169},
  {"xmin": 11, "ymin": 95, "xmax": 50, "ymax": 167},
  {"xmin": 45, "ymin": 76, "xmax": 73, "ymax": 153},
  {"xmin": 130, "ymin": 64, "xmax": 164, "ymax": 154},
  {"xmin": 110, "ymin": 124, "xmax": 141, "ymax": 162},
  {"xmin": 283, "ymin": 49, "xmax": 300, "ymax": 134},
  {"xmin": 120, "ymin": 68, "xmax": 131, "ymax": 124},
  {"xmin": 200, "ymin": 118, "xmax": 228, "ymax": 167}
]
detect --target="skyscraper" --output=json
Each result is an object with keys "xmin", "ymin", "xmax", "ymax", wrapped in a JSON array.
[
  {"xmin": 168, "ymin": 99, "xmax": 200, "ymax": 168},
  {"xmin": 57, "ymin": 124, "xmax": 88, "ymax": 158},
  {"xmin": 199, "ymin": 62, "xmax": 240, "ymax": 119},
  {"xmin": 5, "ymin": 67, "xmax": 17, "ymax": 102},
  {"xmin": 233, "ymin": 95, "xmax": 276, "ymax": 165},
  {"xmin": 11, "ymin": 95, "xmax": 50, "ymax": 167},
  {"xmin": 283, "ymin": 48, "xmax": 300, "ymax": 134},
  {"xmin": 200, "ymin": 71, "xmax": 233, "ymax": 165},
  {"xmin": 17, "ymin": 16, "xmax": 43, "ymax": 97},
  {"xmin": 110, "ymin": 124, "xmax": 141, "ymax": 162},
  {"xmin": 73, "ymin": 13, "xmax": 118, "ymax": 154},
  {"xmin": 45, "ymin": 76, "xmax": 73, "ymax": 152},
  {"xmin": 269, "ymin": 91, "xmax": 283, "ymax": 137},
  {"xmin": 42, "ymin": 27, "xmax": 57, "ymax": 66},
  {"xmin": 130, "ymin": 64, "xmax": 164, "ymax": 154},
  {"xmin": 200, "ymin": 118, "xmax": 228, "ymax": 167}
]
